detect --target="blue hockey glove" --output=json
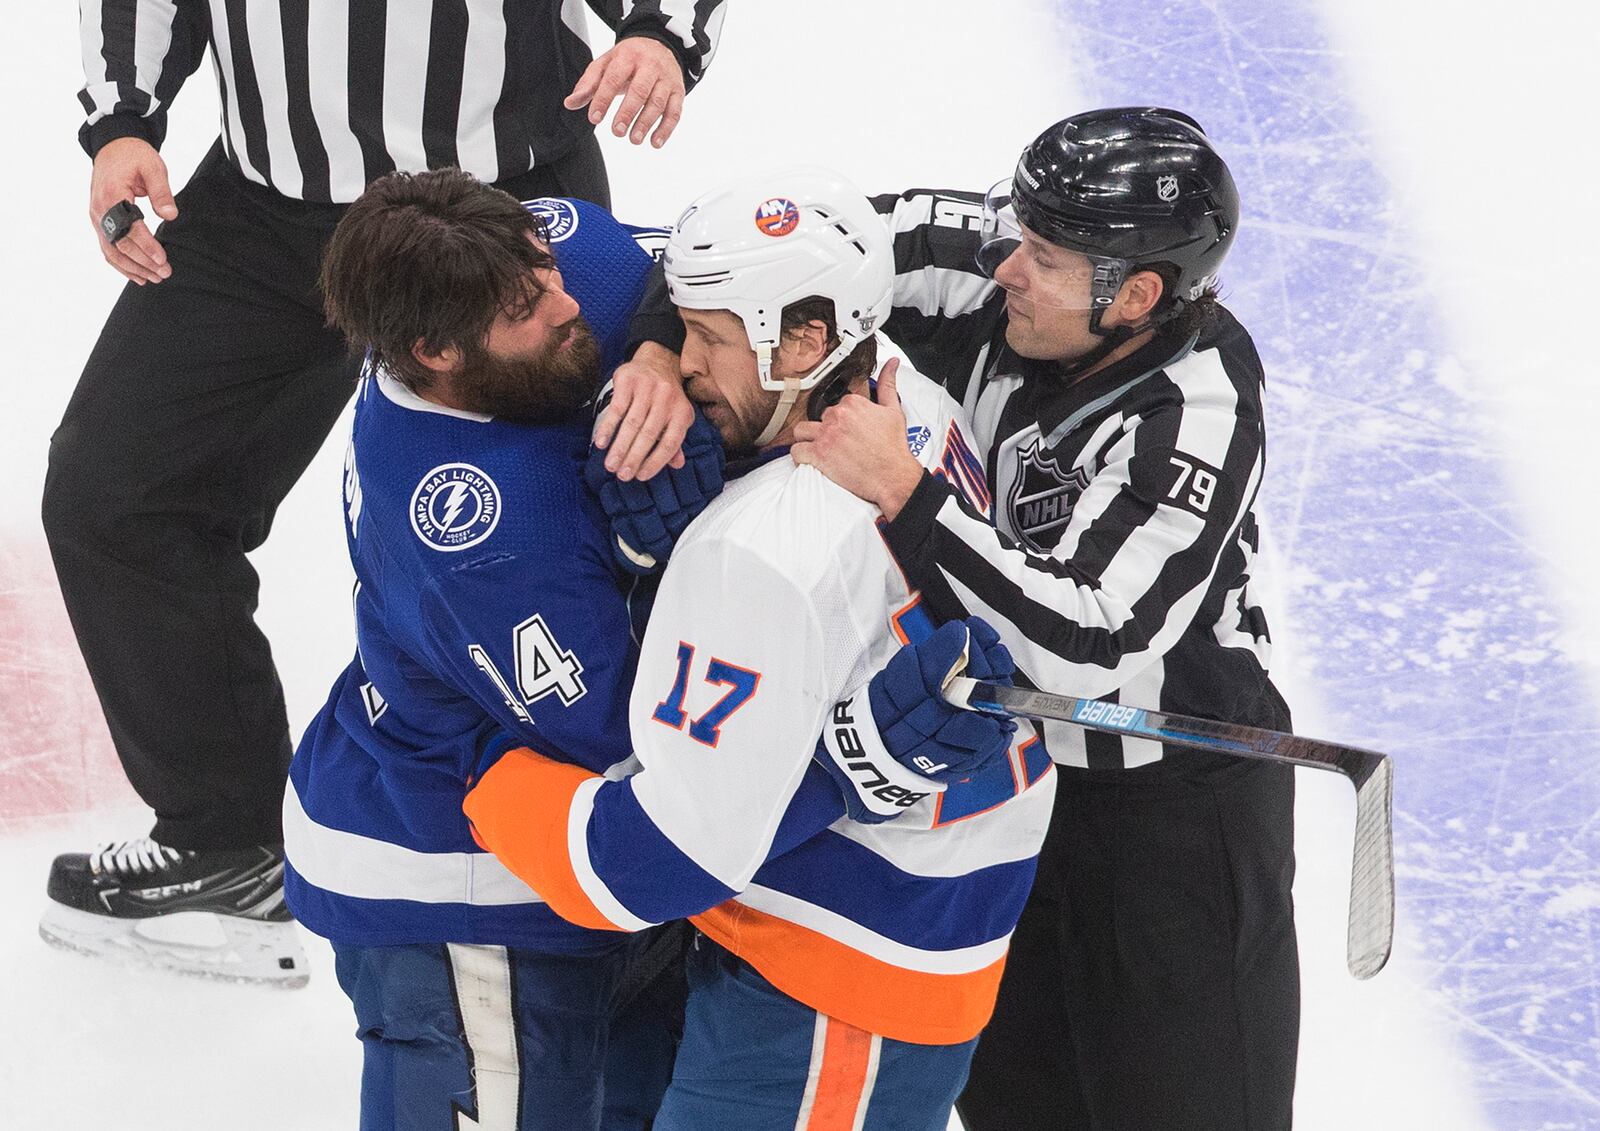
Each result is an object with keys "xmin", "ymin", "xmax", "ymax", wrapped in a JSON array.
[
  {"xmin": 816, "ymin": 617, "xmax": 1019, "ymax": 824},
  {"xmin": 583, "ymin": 407, "xmax": 725, "ymax": 575}
]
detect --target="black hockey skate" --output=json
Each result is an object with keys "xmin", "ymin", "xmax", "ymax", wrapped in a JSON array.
[{"xmin": 39, "ymin": 838, "xmax": 308, "ymax": 987}]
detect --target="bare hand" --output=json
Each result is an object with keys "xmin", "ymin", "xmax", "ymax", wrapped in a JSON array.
[
  {"xmin": 564, "ymin": 37, "xmax": 686, "ymax": 148},
  {"xmin": 791, "ymin": 358, "xmax": 925, "ymax": 520},
  {"xmin": 89, "ymin": 137, "xmax": 178, "ymax": 285},
  {"xmin": 593, "ymin": 342, "xmax": 694, "ymax": 481}
]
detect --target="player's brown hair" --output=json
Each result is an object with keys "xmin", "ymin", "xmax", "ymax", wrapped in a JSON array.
[{"xmin": 320, "ymin": 169, "xmax": 554, "ymax": 393}]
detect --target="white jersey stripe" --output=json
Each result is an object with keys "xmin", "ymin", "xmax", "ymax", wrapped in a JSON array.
[
  {"xmin": 736, "ymin": 884, "xmax": 1011, "ymax": 975},
  {"xmin": 455, "ymin": 0, "xmax": 511, "ymax": 182},
  {"xmin": 205, "ymin": 0, "xmax": 263, "ymax": 185},
  {"xmin": 792, "ymin": 1015, "xmax": 829, "ymax": 1131},
  {"xmin": 283, "ymin": 783, "xmax": 542, "ymax": 906},
  {"xmin": 243, "ymin": 0, "xmax": 302, "ymax": 200},
  {"xmin": 851, "ymin": 1036, "xmax": 882, "ymax": 1131},
  {"xmin": 380, "ymin": 6, "xmax": 432, "ymax": 176},
  {"xmin": 132, "ymin": 0, "xmax": 180, "ymax": 117},
  {"xmin": 826, "ymin": 774, "xmax": 1053, "ymax": 875},
  {"xmin": 895, "ymin": 266, "xmax": 996, "ymax": 321},
  {"xmin": 79, "ymin": 1, "xmax": 114, "ymax": 121},
  {"xmin": 305, "ymin": 4, "xmax": 366, "ymax": 200},
  {"xmin": 569, "ymin": 778, "xmax": 657, "ymax": 932}
]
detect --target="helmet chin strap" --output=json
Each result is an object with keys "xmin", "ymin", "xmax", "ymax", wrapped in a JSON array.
[
  {"xmin": 1057, "ymin": 299, "xmax": 1180, "ymax": 379},
  {"xmin": 752, "ymin": 336, "xmax": 859, "ymax": 448}
]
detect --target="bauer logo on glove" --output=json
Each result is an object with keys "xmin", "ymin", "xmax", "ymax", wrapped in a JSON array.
[{"xmin": 817, "ymin": 616, "xmax": 1018, "ymax": 824}]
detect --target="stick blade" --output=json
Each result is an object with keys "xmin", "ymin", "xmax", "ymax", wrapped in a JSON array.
[{"xmin": 1346, "ymin": 755, "xmax": 1395, "ymax": 979}]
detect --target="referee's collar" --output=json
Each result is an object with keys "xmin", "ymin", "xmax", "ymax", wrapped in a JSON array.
[{"xmin": 1025, "ymin": 321, "xmax": 1201, "ymax": 444}]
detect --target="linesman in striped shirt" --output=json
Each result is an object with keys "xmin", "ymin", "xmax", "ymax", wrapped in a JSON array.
[
  {"xmin": 607, "ymin": 108, "xmax": 1300, "ymax": 1130},
  {"xmin": 40, "ymin": 0, "xmax": 726, "ymax": 982},
  {"xmin": 792, "ymin": 108, "xmax": 1299, "ymax": 1131}
]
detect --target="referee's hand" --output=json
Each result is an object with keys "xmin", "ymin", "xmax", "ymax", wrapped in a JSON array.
[
  {"xmin": 89, "ymin": 138, "xmax": 177, "ymax": 285},
  {"xmin": 564, "ymin": 37, "xmax": 685, "ymax": 149}
]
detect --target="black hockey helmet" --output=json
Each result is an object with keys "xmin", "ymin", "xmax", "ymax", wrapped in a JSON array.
[{"xmin": 981, "ymin": 107, "xmax": 1239, "ymax": 325}]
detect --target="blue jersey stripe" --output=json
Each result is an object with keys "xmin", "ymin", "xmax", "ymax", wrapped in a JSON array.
[{"xmin": 750, "ymin": 830, "xmax": 1039, "ymax": 951}]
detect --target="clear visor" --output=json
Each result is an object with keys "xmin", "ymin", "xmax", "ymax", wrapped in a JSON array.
[{"xmin": 978, "ymin": 179, "xmax": 1129, "ymax": 313}]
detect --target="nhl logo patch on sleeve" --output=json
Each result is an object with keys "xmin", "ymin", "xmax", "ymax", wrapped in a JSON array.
[{"xmin": 410, "ymin": 463, "xmax": 502, "ymax": 552}]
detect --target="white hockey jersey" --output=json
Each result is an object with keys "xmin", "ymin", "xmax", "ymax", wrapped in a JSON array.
[{"xmin": 466, "ymin": 343, "xmax": 1056, "ymax": 1044}]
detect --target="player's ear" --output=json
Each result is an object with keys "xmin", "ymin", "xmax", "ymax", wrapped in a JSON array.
[
  {"xmin": 778, "ymin": 319, "xmax": 829, "ymax": 375},
  {"xmin": 412, "ymin": 338, "xmax": 461, "ymax": 375}
]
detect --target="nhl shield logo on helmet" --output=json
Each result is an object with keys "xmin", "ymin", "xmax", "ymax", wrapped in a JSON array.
[
  {"xmin": 1156, "ymin": 174, "xmax": 1180, "ymax": 202},
  {"xmin": 754, "ymin": 197, "xmax": 801, "ymax": 237},
  {"xmin": 523, "ymin": 198, "xmax": 581, "ymax": 243},
  {"xmin": 410, "ymin": 463, "xmax": 502, "ymax": 552}
]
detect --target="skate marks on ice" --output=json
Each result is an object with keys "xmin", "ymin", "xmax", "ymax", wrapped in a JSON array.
[{"xmin": 1053, "ymin": 0, "xmax": 1600, "ymax": 1125}]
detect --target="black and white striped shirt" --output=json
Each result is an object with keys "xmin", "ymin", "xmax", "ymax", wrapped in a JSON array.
[
  {"xmin": 78, "ymin": 0, "xmax": 727, "ymax": 203},
  {"xmin": 873, "ymin": 189, "xmax": 1290, "ymax": 771}
]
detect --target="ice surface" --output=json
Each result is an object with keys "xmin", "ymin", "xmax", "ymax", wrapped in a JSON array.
[{"xmin": 3, "ymin": 0, "xmax": 1597, "ymax": 1127}]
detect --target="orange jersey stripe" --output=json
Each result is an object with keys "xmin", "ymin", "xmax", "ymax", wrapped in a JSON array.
[
  {"xmin": 462, "ymin": 748, "xmax": 627, "ymax": 932},
  {"xmin": 803, "ymin": 1017, "xmax": 877, "ymax": 1131},
  {"xmin": 691, "ymin": 901, "xmax": 1006, "ymax": 1045}
]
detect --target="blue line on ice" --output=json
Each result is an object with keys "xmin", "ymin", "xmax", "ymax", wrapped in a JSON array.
[{"xmin": 1053, "ymin": 2, "xmax": 1600, "ymax": 1124}]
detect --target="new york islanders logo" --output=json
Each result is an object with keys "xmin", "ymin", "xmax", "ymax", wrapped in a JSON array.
[
  {"xmin": 1008, "ymin": 440, "xmax": 1091, "ymax": 552},
  {"xmin": 411, "ymin": 463, "xmax": 502, "ymax": 552},
  {"xmin": 754, "ymin": 197, "xmax": 801, "ymax": 237},
  {"xmin": 525, "ymin": 197, "xmax": 580, "ymax": 243}
]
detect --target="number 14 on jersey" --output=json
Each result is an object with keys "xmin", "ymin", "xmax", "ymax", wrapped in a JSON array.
[{"xmin": 469, "ymin": 614, "xmax": 587, "ymax": 724}]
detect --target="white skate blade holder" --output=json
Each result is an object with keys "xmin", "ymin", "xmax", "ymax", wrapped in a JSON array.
[{"xmin": 39, "ymin": 903, "xmax": 310, "ymax": 989}]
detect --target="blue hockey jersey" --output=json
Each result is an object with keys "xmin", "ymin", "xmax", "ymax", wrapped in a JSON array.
[{"xmin": 283, "ymin": 199, "xmax": 669, "ymax": 952}]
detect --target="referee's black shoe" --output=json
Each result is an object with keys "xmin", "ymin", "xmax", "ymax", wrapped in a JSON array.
[{"xmin": 40, "ymin": 838, "xmax": 308, "ymax": 987}]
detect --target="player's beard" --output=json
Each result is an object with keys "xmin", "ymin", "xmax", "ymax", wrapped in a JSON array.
[{"xmin": 456, "ymin": 317, "xmax": 603, "ymax": 424}]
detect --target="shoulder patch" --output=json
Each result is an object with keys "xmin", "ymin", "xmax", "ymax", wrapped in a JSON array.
[
  {"xmin": 410, "ymin": 463, "xmax": 502, "ymax": 552},
  {"xmin": 524, "ymin": 198, "xmax": 580, "ymax": 243}
]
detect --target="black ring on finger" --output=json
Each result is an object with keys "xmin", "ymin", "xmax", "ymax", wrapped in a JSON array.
[{"xmin": 100, "ymin": 200, "xmax": 144, "ymax": 244}]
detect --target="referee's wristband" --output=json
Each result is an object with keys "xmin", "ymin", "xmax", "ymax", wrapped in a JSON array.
[{"xmin": 100, "ymin": 200, "xmax": 144, "ymax": 244}]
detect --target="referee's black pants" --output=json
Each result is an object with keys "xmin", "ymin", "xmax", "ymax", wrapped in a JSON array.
[
  {"xmin": 958, "ymin": 756, "xmax": 1300, "ymax": 1131},
  {"xmin": 42, "ymin": 137, "xmax": 609, "ymax": 851}
]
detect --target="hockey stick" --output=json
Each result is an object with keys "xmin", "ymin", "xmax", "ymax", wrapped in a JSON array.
[{"xmin": 945, "ymin": 677, "xmax": 1395, "ymax": 980}]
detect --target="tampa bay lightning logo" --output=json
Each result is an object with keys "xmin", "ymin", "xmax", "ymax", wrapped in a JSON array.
[
  {"xmin": 524, "ymin": 197, "xmax": 580, "ymax": 243},
  {"xmin": 411, "ymin": 463, "xmax": 501, "ymax": 552},
  {"xmin": 1008, "ymin": 439, "xmax": 1091, "ymax": 552}
]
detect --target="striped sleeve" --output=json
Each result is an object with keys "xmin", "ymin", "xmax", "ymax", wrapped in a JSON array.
[
  {"xmin": 883, "ymin": 353, "xmax": 1265, "ymax": 701},
  {"xmin": 463, "ymin": 538, "xmax": 845, "ymax": 930},
  {"xmin": 595, "ymin": 0, "xmax": 728, "ymax": 91},
  {"xmin": 78, "ymin": 0, "xmax": 212, "ymax": 156},
  {"xmin": 872, "ymin": 189, "xmax": 1005, "ymax": 392}
]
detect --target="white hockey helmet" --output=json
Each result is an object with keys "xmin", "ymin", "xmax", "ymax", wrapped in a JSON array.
[{"xmin": 664, "ymin": 166, "xmax": 893, "ymax": 445}]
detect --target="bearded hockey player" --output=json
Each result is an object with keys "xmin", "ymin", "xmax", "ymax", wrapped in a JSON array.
[
  {"xmin": 286, "ymin": 168, "xmax": 1011, "ymax": 1131},
  {"xmin": 463, "ymin": 167, "xmax": 1055, "ymax": 1131}
]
